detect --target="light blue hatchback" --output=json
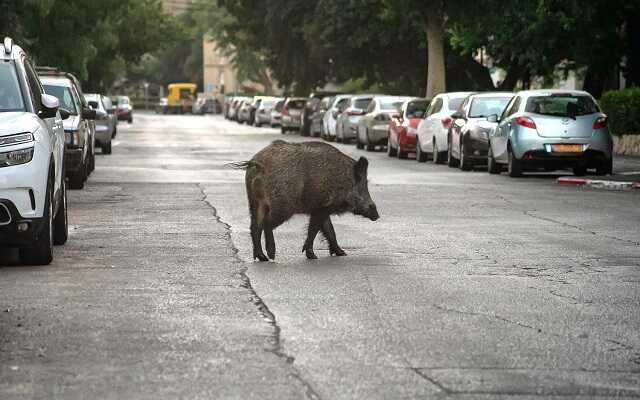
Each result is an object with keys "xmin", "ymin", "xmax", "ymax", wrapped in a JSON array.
[{"xmin": 487, "ymin": 90, "xmax": 612, "ymax": 177}]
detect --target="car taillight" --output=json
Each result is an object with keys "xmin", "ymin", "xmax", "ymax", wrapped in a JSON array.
[
  {"xmin": 593, "ymin": 116, "xmax": 608, "ymax": 129},
  {"xmin": 347, "ymin": 110, "xmax": 363, "ymax": 116},
  {"xmin": 441, "ymin": 116, "xmax": 452, "ymax": 129},
  {"xmin": 515, "ymin": 116, "xmax": 537, "ymax": 129},
  {"xmin": 282, "ymin": 106, "xmax": 289, "ymax": 116}
]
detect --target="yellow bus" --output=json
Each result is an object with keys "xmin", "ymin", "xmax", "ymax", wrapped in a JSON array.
[{"xmin": 167, "ymin": 83, "xmax": 197, "ymax": 114}]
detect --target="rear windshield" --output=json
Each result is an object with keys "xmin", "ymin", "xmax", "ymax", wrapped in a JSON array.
[
  {"xmin": 0, "ymin": 62, "xmax": 25, "ymax": 112},
  {"xmin": 261, "ymin": 100, "xmax": 276, "ymax": 108},
  {"xmin": 275, "ymin": 100, "xmax": 284, "ymax": 111},
  {"xmin": 407, "ymin": 100, "xmax": 429, "ymax": 118},
  {"xmin": 43, "ymin": 84, "xmax": 77, "ymax": 115},
  {"xmin": 469, "ymin": 97, "xmax": 512, "ymax": 118},
  {"xmin": 380, "ymin": 99, "xmax": 404, "ymax": 110},
  {"xmin": 525, "ymin": 95, "xmax": 599, "ymax": 117},
  {"xmin": 335, "ymin": 98, "xmax": 349, "ymax": 109},
  {"xmin": 354, "ymin": 98, "xmax": 372, "ymax": 110},
  {"xmin": 448, "ymin": 97, "xmax": 465, "ymax": 111},
  {"xmin": 287, "ymin": 100, "xmax": 306, "ymax": 109}
]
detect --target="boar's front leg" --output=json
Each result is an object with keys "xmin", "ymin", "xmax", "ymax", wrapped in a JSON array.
[
  {"xmin": 264, "ymin": 220, "xmax": 276, "ymax": 260},
  {"xmin": 302, "ymin": 214, "xmax": 324, "ymax": 259},
  {"xmin": 322, "ymin": 217, "xmax": 346, "ymax": 256}
]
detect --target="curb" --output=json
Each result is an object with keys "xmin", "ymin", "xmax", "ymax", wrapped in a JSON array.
[{"xmin": 557, "ymin": 177, "xmax": 640, "ymax": 191}]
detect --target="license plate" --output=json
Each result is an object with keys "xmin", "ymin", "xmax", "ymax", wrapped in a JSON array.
[{"xmin": 552, "ymin": 144, "xmax": 583, "ymax": 153}]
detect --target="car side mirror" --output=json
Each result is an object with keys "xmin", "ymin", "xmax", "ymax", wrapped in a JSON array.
[
  {"xmin": 58, "ymin": 108, "xmax": 71, "ymax": 120},
  {"xmin": 82, "ymin": 107, "xmax": 97, "ymax": 120},
  {"xmin": 38, "ymin": 94, "xmax": 59, "ymax": 119},
  {"xmin": 487, "ymin": 114, "xmax": 498, "ymax": 123}
]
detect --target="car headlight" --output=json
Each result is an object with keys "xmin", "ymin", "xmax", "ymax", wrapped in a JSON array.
[
  {"xmin": 65, "ymin": 130, "xmax": 80, "ymax": 145},
  {"xmin": 0, "ymin": 132, "xmax": 34, "ymax": 147},
  {"xmin": 0, "ymin": 147, "xmax": 34, "ymax": 167}
]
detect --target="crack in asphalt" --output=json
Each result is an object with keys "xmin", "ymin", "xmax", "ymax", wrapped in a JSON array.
[
  {"xmin": 197, "ymin": 184, "xmax": 321, "ymax": 400},
  {"xmin": 432, "ymin": 304, "xmax": 546, "ymax": 334}
]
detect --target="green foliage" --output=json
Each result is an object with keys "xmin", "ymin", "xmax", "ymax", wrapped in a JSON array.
[{"xmin": 600, "ymin": 88, "xmax": 640, "ymax": 136}]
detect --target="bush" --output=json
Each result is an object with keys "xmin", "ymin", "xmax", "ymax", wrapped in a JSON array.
[{"xmin": 600, "ymin": 88, "xmax": 640, "ymax": 136}]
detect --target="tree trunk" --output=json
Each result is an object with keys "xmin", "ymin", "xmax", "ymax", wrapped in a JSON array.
[{"xmin": 424, "ymin": 7, "xmax": 446, "ymax": 98}]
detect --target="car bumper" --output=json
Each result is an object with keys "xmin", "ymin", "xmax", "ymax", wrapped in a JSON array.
[
  {"xmin": 512, "ymin": 131, "xmax": 612, "ymax": 163},
  {"xmin": 0, "ymin": 199, "xmax": 47, "ymax": 247},
  {"xmin": 65, "ymin": 147, "xmax": 84, "ymax": 173},
  {"xmin": 366, "ymin": 124, "xmax": 391, "ymax": 144},
  {"xmin": 282, "ymin": 115, "xmax": 302, "ymax": 128},
  {"xmin": 399, "ymin": 134, "xmax": 417, "ymax": 151},
  {"xmin": 0, "ymin": 143, "xmax": 48, "ymax": 221},
  {"xmin": 95, "ymin": 125, "xmax": 112, "ymax": 144},
  {"xmin": 117, "ymin": 110, "xmax": 132, "ymax": 120}
]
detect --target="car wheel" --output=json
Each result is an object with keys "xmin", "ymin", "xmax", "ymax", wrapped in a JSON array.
[
  {"xmin": 433, "ymin": 140, "xmax": 444, "ymax": 164},
  {"xmin": 88, "ymin": 146, "xmax": 95, "ymax": 174},
  {"xmin": 68, "ymin": 163, "xmax": 86, "ymax": 190},
  {"xmin": 416, "ymin": 138, "xmax": 428, "ymax": 162},
  {"xmin": 53, "ymin": 177, "xmax": 68, "ymax": 246},
  {"xmin": 487, "ymin": 143, "xmax": 500, "ymax": 174},
  {"xmin": 397, "ymin": 144, "xmax": 408, "ymax": 159},
  {"xmin": 103, "ymin": 141, "xmax": 112, "ymax": 155},
  {"xmin": 447, "ymin": 139, "xmax": 459, "ymax": 168},
  {"xmin": 112, "ymin": 126, "xmax": 117, "ymax": 138},
  {"xmin": 459, "ymin": 139, "xmax": 472, "ymax": 171},
  {"xmin": 507, "ymin": 146, "xmax": 523, "ymax": 177},
  {"xmin": 387, "ymin": 138, "xmax": 397, "ymax": 157},
  {"xmin": 281, "ymin": 127, "xmax": 287, "ymax": 134},
  {"xmin": 596, "ymin": 158, "xmax": 613, "ymax": 176},
  {"xmin": 573, "ymin": 165, "xmax": 587, "ymax": 176},
  {"xmin": 356, "ymin": 138, "xmax": 364, "ymax": 149},
  {"xmin": 20, "ymin": 180, "xmax": 53, "ymax": 265}
]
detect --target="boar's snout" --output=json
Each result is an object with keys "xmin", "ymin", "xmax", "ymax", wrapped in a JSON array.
[{"xmin": 366, "ymin": 204, "xmax": 379, "ymax": 221}]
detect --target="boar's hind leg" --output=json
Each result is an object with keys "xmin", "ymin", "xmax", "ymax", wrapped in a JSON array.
[
  {"xmin": 322, "ymin": 217, "xmax": 346, "ymax": 256},
  {"xmin": 303, "ymin": 214, "xmax": 324, "ymax": 260},
  {"xmin": 250, "ymin": 203, "xmax": 269, "ymax": 262},
  {"xmin": 264, "ymin": 220, "xmax": 276, "ymax": 260}
]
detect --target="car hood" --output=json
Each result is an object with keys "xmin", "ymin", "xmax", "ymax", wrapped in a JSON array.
[
  {"xmin": 0, "ymin": 112, "xmax": 41, "ymax": 137},
  {"xmin": 63, "ymin": 115, "xmax": 81, "ymax": 131}
]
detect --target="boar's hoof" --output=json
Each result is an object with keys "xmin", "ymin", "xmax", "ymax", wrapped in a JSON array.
[
  {"xmin": 267, "ymin": 247, "xmax": 276, "ymax": 260},
  {"xmin": 302, "ymin": 244, "xmax": 318, "ymax": 260},
  {"xmin": 254, "ymin": 252, "xmax": 269, "ymax": 262},
  {"xmin": 330, "ymin": 247, "xmax": 347, "ymax": 257}
]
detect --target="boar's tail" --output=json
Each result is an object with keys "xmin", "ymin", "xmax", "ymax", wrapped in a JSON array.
[{"xmin": 227, "ymin": 161, "xmax": 264, "ymax": 171}]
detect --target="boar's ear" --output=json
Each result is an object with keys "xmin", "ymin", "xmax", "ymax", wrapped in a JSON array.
[{"xmin": 353, "ymin": 157, "xmax": 369, "ymax": 182}]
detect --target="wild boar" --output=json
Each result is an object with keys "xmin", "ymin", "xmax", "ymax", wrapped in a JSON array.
[{"xmin": 233, "ymin": 140, "xmax": 379, "ymax": 261}]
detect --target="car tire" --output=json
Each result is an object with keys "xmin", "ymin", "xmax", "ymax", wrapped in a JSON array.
[
  {"xmin": 53, "ymin": 177, "xmax": 68, "ymax": 246},
  {"xmin": 507, "ymin": 146, "xmax": 523, "ymax": 177},
  {"xmin": 487, "ymin": 143, "xmax": 500, "ymax": 174},
  {"xmin": 397, "ymin": 144, "xmax": 408, "ymax": 159},
  {"xmin": 573, "ymin": 165, "xmax": 587, "ymax": 176},
  {"xmin": 112, "ymin": 126, "xmax": 117, "ymax": 138},
  {"xmin": 433, "ymin": 140, "xmax": 444, "ymax": 164},
  {"xmin": 596, "ymin": 158, "xmax": 613, "ymax": 176},
  {"xmin": 281, "ymin": 127, "xmax": 287, "ymax": 134},
  {"xmin": 20, "ymin": 180, "xmax": 54, "ymax": 265},
  {"xmin": 416, "ymin": 139, "xmax": 428, "ymax": 162},
  {"xmin": 356, "ymin": 138, "xmax": 364, "ymax": 149},
  {"xmin": 387, "ymin": 139, "xmax": 397, "ymax": 157},
  {"xmin": 447, "ymin": 140, "xmax": 459, "ymax": 168},
  {"xmin": 459, "ymin": 139, "xmax": 472, "ymax": 171},
  {"xmin": 103, "ymin": 141, "xmax": 112, "ymax": 155}
]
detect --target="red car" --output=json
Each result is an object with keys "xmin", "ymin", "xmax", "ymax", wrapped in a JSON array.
[{"xmin": 387, "ymin": 98, "xmax": 430, "ymax": 159}]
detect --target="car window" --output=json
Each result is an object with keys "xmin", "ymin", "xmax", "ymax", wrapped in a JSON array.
[
  {"xmin": 366, "ymin": 100, "xmax": 376, "ymax": 113},
  {"xmin": 0, "ymin": 62, "xmax": 26, "ymax": 112},
  {"xmin": 43, "ymin": 84, "xmax": 77, "ymax": 115},
  {"xmin": 274, "ymin": 100, "xmax": 284, "ymax": 111},
  {"xmin": 103, "ymin": 96, "xmax": 113, "ymax": 110},
  {"xmin": 448, "ymin": 97, "xmax": 465, "ymax": 111},
  {"xmin": 407, "ymin": 100, "xmax": 429, "ymax": 118},
  {"xmin": 503, "ymin": 96, "xmax": 521, "ymax": 119},
  {"xmin": 24, "ymin": 60, "xmax": 43, "ymax": 112},
  {"xmin": 469, "ymin": 97, "xmax": 512, "ymax": 118},
  {"xmin": 525, "ymin": 94, "xmax": 599, "ymax": 117},
  {"xmin": 335, "ymin": 98, "xmax": 348, "ymax": 110},
  {"xmin": 429, "ymin": 98, "xmax": 443, "ymax": 115},
  {"xmin": 379, "ymin": 98, "xmax": 404, "ymax": 110},
  {"xmin": 287, "ymin": 99, "xmax": 306, "ymax": 109},
  {"xmin": 354, "ymin": 98, "xmax": 372, "ymax": 110}
]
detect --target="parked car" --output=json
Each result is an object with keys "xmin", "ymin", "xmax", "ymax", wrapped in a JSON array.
[
  {"xmin": 281, "ymin": 97, "xmax": 307, "ymax": 133},
  {"xmin": 336, "ymin": 95, "xmax": 373, "ymax": 144},
  {"xmin": 357, "ymin": 96, "xmax": 412, "ymax": 151},
  {"xmin": 155, "ymin": 97, "xmax": 169, "ymax": 114},
  {"xmin": 102, "ymin": 95, "xmax": 118, "ymax": 138},
  {"xmin": 236, "ymin": 98, "xmax": 254, "ymax": 124},
  {"xmin": 322, "ymin": 94, "xmax": 351, "ymax": 141},
  {"xmin": 113, "ymin": 95, "xmax": 133, "ymax": 123},
  {"xmin": 446, "ymin": 92, "xmax": 514, "ymax": 170},
  {"xmin": 193, "ymin": 97, "xmax": 217, "ymax": 115},
  {"xmin": 310, "ymin": 96, "xmax": 332, "ymax": 137},
  {"xmin": 85, "ymin": 93, "xmax": 114, "ymax": 154},
  {"xmin": 39, "ymin": 68, "xmax": 97, "ymax": 189},
  {"xmin": 228, "ymin": 98, "xmax": 243, "ymax": 121},
  {"xmin": 301, "ymin": 92, "xmax": 342, "ymax": 136},
  {"xmin": 488, "ymin": 90, "xmax": 612, "ymax": 177},
  {"xmin": 415, "ymin": 92, "xmax": 473, "ymax": 163},
  {"xmin": 254, "ymin": 97, "xmax": 279, "ymax": 126},
  {"xmin": 270, "ymin": 99, "xmax": 285, "ymax": 127},
  {"xmin": 247, "ymin": 97, "xmax": 272, "ymax": 125},
  {"xmin": 0, "ymin": 37, "xmax": 68, "ymax": 265},
  {"xmin": 388, "ymin": 98, "xmax": 430, "ymax": 159}
]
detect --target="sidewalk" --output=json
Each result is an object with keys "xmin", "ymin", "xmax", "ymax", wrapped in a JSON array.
[{"xmin": 556, "ymin": 155, "xmax": 640, "ymax": 191}]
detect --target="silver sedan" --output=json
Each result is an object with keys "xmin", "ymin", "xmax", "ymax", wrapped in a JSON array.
[{"xmin": 488, "ymin": 90, "xmax": 612, "ymax": 177}]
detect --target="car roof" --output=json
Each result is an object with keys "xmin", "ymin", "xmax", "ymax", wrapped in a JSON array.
[
  {"xmin": 1, "ymin": 38, "xmax": 26, "ymax": 61},
  {"xmin": 516, "ymin": 89, "xmax": 593, "ymax": 97},
  {"xmin": 469, "ymin": 92, "xmax": 514, "ymax": 98},
  {"xmin": 40, "ymin": 76, "xmax": 73, "ymax": 87},
  {"xmin": 439, "ymin": 91, "xmax": 474, "ymax": 99}
]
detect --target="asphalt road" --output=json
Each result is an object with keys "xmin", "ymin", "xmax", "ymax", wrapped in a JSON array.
[{"xmin": 1, "ymin": 113, "xmax": 639, "ymax": 399}]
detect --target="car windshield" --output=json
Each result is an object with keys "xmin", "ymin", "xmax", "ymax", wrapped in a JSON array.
[
  {"xmin": 354, "ymin": 98, "xmax": 372, "ymax": 110},
  {"xmin": 379, "ymin": 99, "xmax": 404, "ymax": 110},
  {"xmin": 262, "ymin": 100, "xmax": 276, "ymax": 108},
  {"xmin": 448, "ymin": 97, "xmax": 465, "ymax": 110},
  {"xmin": 288, "ymin": 100, "xmax": 306, "ymax": 109},
  {"xmin": 0, "ymin": 62, "xmax": 26, "ymax": 112},
  {"xmin": 119, "ymin": 97, "xmax": 130, "ymax": 105},
  {"xmin": 469, "ymin": 97, "xmax": 512, "ymax": 118},
  {"xmin": 43, "ymin": 84, "xmax": 77, "ymax": 115},
  {"xmin": 525, "ymin": 95, "xmax": 599, "ymax": 117},
  {"xmin": 274, "ymin": 100, "xmax": 284, "ymax": 111},
  {"xmin": 407, "ymin": 100, "xmax": 429, "ymax": 118}
]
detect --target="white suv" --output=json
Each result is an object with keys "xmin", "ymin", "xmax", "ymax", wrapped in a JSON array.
[{"xmin": 0, "ymin": 37, "xmax": 68, "ymax": 265}]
